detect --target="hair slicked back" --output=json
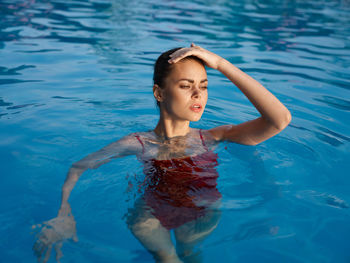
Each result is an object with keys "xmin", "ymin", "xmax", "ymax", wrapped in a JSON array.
[{"xmin": 153, "ymin": 47, "xmax": 205, "ymax": 107}]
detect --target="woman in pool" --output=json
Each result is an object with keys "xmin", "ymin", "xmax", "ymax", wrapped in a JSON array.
[{"xmin": 33, "ymin": 43, "xmax": 291, "ymax": 263}]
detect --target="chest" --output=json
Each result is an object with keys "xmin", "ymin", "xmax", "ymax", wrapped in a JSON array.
[{"xmin": 140, "ymin": 137, "xmax": 206, "ymax": 160}]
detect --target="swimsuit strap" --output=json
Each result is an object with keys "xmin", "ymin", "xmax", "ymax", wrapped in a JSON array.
[
  {"xmin": 199, "ymin": 129, "xmax": 209, "ymax": 151},
  {"xmin": 135, "ymin": 135, "xmax": 145, "ymax": 154}
]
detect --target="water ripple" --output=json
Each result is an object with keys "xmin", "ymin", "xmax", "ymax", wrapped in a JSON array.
[
  {"xmin": 1, "ymin": 1, "xmax": 350, "ymax": 261},
  {"xmin": 0, "ymin": 65, "xmax": 35, "ymax": 75},
  {"xmin": 296, "ymin": 190, "xmax": 349, "ymax": 209},
  {"xmin": 314, "ymin": 95, "xmax": 350, "ymax": 112}
]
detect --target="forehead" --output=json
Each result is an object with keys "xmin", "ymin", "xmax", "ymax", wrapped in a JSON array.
[{"xmin": 168, "ymin": 59, "xmax": 207, "ymax": 80}]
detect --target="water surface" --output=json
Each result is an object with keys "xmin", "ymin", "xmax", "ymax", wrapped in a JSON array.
[{"xmin": 1, "ymin": 0, "xmax": 350, "ymax": 262}]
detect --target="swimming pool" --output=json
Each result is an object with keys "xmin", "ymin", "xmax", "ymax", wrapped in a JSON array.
[{"xmin": 1, "ymin": 0, "xmax": 349, "ymax": 262}]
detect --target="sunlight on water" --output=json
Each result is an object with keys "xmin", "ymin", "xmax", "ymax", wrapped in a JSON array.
[{"xmin": 1, "ymin": 0, "xmax": 349, "ymax": 262}]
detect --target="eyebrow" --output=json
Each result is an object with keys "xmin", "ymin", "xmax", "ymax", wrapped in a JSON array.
[{"xmin": 177, "ymin": 78, "xmax": 208, "ymax": 83}]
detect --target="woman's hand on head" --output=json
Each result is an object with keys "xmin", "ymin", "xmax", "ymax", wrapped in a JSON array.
[{"xmin": 168, "ymin": 43, "xmax": 223, "ymax": 70}]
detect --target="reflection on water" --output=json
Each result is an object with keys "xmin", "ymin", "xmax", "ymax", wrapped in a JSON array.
[{"xmin": 1, "ymin": 0, "xmax": 350, "ymax": 262}]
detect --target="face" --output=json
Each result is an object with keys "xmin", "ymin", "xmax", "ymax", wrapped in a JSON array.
[{"xmin": 158, "ymin": 59, "xmax": 208, "ymax": 122}]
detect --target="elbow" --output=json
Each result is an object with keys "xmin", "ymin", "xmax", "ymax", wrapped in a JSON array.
[
  {"xmin": 69, "ymin": 163, "xmax": 87, "ymax": 176},
  {"xmin": 72, "ymin": 160, "xmax": 89, "ymax": 170},
  {"xmin": 275, "ymin": 110, "xmax": 292, "ymax": 131},
  {"xmin": 248, "ymin": 141, "xmax": 259, "ymax": 146}
]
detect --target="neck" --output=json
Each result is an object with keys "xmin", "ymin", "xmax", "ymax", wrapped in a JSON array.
[{"xmin": 154, "ymin": 111, "xmax": 190, "ymax": 139}]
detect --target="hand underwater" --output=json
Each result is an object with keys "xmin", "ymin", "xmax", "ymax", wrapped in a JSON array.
[
  {"xmin": 168, "ymin": 43, "xmax": 223, "ymax": 70},
  {"xmin": 32, "ymin": 203, "xmax": 78, "ymax": 263}
]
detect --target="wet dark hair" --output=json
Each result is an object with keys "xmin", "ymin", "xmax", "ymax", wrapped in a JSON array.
[{"xmin": 153, "ymin": 47, "xmax": 205, "ymax": 107}]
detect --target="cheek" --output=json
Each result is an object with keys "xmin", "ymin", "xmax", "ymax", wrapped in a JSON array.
[
  {"xmin": 203, "ymin": 91, "xmax": 208, "ymax": 103},
  {"xmin": 167, "ymin": 89, "xmax": 188, "ymax": 104},
  {"xmin": 163, "ymin": 89, "xmax": 183, "ymax": 112}
]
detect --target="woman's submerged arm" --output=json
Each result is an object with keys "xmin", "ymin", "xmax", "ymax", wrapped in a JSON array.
[
  {"xmin": 59, "ymin": 134, "xmax": 140, "ymax": 213},
  {"xmin": 33, "ymin": 134, "xmax": 141, "ymax": 262},
  {"xmin": 169, "ymin": 44, "xmax": 291, "ymax": 145}
]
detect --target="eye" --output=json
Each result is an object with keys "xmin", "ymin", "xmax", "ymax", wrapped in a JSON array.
[
  {"xmin": 180, "ymin": 85, "xmax": 190, "ymax": 89},
  {"xmin": 201, "ymin": 86, "xmax": 208, "ymax": 90}
]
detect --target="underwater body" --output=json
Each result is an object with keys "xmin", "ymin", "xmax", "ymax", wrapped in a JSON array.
[{"xmin": 1, "ymin": 0, "xmax": 350, "ymax": 262}]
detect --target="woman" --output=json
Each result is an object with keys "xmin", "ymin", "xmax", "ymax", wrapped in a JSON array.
[{"xmin": 33, "ymin": 43, "xmax": 291, "ymax": 263}]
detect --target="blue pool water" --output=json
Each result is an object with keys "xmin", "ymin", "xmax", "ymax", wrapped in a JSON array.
[{"xmin": 1, "ymin": 0, "xmax": 350, "ymax": 262}]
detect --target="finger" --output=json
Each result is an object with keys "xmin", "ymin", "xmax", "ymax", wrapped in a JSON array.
[
  {"xmin": 168, "ymin": 50, "xmax": 195, "ymax": 63},
  {"xmin": 33, "ymin": 239, "xmax": 40, "ymax": 251},
  {"xmin": 37, "ymin": 245, "xmax": 47, "ymax": 263},
  {"xmin": 33, "ymin": 240, "xmax": 44, "ymax": 257},
  {"xmin": 43, "ymin": 244, "xmax": 53, "ymax": 263},
  {"xmin": 55, "ymin": 242, "xmax": 63, "ymax": 263},
  {"xmin": 169, "ymin": 49, "xmax": 187, "ymax": 60},
  {"xmin": 73, "ymin": 232, "xmax": 79, "ymax": 242},
  {"xmin": 32, "ymin": 223, "xmax": 42, "ymax": 230}
]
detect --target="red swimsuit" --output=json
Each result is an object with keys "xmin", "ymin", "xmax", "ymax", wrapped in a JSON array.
[{"xmin": 135, "ymin": 130, "xmax": 221, "ymax": 230}]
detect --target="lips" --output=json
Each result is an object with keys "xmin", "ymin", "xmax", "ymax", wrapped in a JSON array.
[{"xmin": 190, "ymin": 103, "xmax": 202, "ymax": 113}]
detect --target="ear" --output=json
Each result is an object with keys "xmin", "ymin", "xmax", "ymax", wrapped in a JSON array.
[{"xmin": 153, "ymin": 84, "xmax": 164, "ymax": 102}]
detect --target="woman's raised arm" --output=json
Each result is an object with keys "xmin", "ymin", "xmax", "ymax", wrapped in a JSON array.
[{"xmin": 169, "ymin": 43, "xmax": 291, "ymax": 145}]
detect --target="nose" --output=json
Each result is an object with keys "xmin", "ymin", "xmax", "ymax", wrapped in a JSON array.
[{"xmin": 191, "ymin": 86, "xmax": 201, "ymax": 99}]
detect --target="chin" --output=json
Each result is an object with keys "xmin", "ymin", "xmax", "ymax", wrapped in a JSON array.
[{"xmin": 189, "ymin": 114, "xmax": 203, "ymax": 122}]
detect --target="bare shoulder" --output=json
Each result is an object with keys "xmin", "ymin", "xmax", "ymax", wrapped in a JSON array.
[
  {"xmin": 115, "ymin": 132, "xmax": 147, "ymax": 150},
  {"xmin": 117, "ymin": 132, "xmax": 141, "ymax": 145},
  {"xmin": 195, "ymin": 128, "xmax": 221, "ymax": 150},
  {"xmin": 129, "ymin": 130, "xmax": 157, "ymax": 142},
  {"xmin": 100, "ymin": 132, "xmax": 146, "ymax": 157},
  {"xmin": 206, "ymin": 125, "xmax": 233, "ymax": 142},
  {"xmin": 72, "ymin": 132, "xmax": 145, "ymax": 169},
  {"xmin": 124, "ymin": 130, "xmax": 159, "ymax": 152},
  {"xmin": 207, "ymin": 123, "xmax": 258, "ymax": 145},
  {"xmin": 206, "ymin": 124, "xmax": 254, "ymax": 145}
]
